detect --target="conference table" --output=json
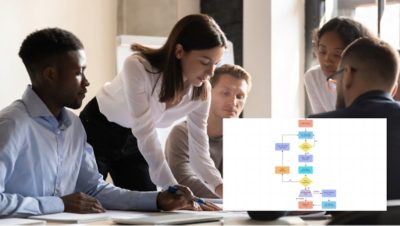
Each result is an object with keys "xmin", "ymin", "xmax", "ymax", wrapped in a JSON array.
[{"xmin": 38, "ymin": 210, "xmax": 331, "ymax": 225}]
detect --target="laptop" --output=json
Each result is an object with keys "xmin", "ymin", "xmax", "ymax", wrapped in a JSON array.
[{"xmin": 112, "ymin": 213, "xmax": 223, "ymax": 225}]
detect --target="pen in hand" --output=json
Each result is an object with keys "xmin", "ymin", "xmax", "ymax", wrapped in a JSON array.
[{"xmin": 168, "ymin": 186, "xmax": 206, "ymax": 205}]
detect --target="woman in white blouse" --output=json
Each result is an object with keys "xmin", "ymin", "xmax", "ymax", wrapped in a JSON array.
[
  {"xmin": 79, "ymin": 14, "xmax": 225, "ymax": 197},
  {"xmin": 304, "ymin": 17, "xmax": 374, "ymax": 114}
]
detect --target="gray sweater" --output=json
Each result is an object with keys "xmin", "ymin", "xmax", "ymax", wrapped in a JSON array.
[{"xmin": 165, "ymin": 121, "xmax": 222, "ymax": 198}]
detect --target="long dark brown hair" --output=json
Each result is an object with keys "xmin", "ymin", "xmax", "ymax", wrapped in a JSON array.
[{"xmin": 132, "ymin": 14, "xmax": 227, "ymax": 103}]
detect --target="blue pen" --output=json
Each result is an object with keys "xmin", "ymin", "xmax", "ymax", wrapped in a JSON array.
[{"xmin": 168, "ymin": 186, "xmax": 206, "ymax": 205}]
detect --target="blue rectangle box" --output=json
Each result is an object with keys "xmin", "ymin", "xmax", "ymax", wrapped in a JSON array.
[
  {"xmin": 298, "ymin": 166, "xmax": 313, "ymax": 174},
  {"xmin": 322, "ymin": 201, "xmax": 336, "ymax": 209},
  {"xmin": 322, "ymin": 190, "xmax": 336, "ymax": 197},
  {"xmin": 275, "ymin": 143, "xmax": 290, "ymax": 151},
  {"xmin": 298, "ymin": 131, "xmax": 314, "ymax": 139}
]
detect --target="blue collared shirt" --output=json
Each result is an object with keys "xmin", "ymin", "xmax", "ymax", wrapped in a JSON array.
[{"xmin": 0, "ymin": 86, "xmax": 158, "ymax": 217}]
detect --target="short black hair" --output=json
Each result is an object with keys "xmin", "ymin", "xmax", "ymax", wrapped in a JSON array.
[
  {"xmin": 342, "ymin": 37, "xmax": 399, "ymax": 87},
  {"xmin": 18, "ymin": 28, "xmax": 83, "ymax": 79}
]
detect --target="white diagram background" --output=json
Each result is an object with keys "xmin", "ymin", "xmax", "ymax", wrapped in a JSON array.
[{"xmin": 223, "ymin": 118, "xmax": 387, "ymax": 211}]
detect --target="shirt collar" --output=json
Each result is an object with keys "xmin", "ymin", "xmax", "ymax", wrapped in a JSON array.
[
  {"xmin": 22, "ymin": 85, "xmax": 71, "ymax": 128},
  {"xmin": 350, "ymin": 90, "xmax": 393, "ymax": 107}
]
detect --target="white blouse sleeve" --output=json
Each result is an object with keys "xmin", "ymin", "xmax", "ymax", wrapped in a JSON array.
[
  {"xmin": 304, "ymin": 69, "xmax": 325, "ymax": 114},
  {"xmin": 187, "ymin": 82, "xmax": 223, "ymax": 190},
  {"xmin": 120, "ymin": 56, "xmax": 177, "ymax": 189}
]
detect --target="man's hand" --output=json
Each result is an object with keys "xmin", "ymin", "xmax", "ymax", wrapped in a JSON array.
[
  {"xmin": 157, "ymin": 185, "xmax": 198, "ymax": 211},
  {"xmin": 61, "ymin": 192, "xmax": 105, "ymax": 213},
  {"xmin": 215, "ymin": 184, "xmax": 223, "ymax": 198}
]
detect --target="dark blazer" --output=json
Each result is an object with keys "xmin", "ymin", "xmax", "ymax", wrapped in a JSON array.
[
  {"xmin": 310, "ymin": 90, "xmax": 400, "ymax": 200},
  {"xmin": 247, "ymin": 91, "xmax": 400, "ymax": 223}
]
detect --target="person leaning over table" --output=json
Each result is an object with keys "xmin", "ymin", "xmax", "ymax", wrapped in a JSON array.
[
  {"xmin": 0, "ymin": 27, "xmax": 218, "ymax": 218},
  {"xmin": 79, "ymin": 14, "xmax": 226, "ymax": 197}
]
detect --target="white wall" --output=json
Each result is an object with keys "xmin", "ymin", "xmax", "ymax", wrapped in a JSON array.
[
  {"xmin": 244, "ymin": 0, "xmax": 305, "ymax": 118},
  {"xmin": 271, "ymin": 0, "xmax": 305, "ymax": 118},
  {"xmin": 243, "ymin": 0, "xmax": 272, "ymax": 117},
  {"xmin": 118, "ymin": 0, "xmax": 200, "ymax": 36},
  {"xmin": 0, "ymin": 0, "xmax": 117, "ymax": 112},
  {"xmin": 0, "ymin": 0, "xmax": 305, "ymax": 118}
]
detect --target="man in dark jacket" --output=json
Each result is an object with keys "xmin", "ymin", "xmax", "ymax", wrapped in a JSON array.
[
  {"xmin": 310, "ymin": 37, "xmax": 400, "ymax": 224},
  {"xmin": 249, "ymin": 37, "xmax": 400, "ymax": 223},
  {"xmin": 310, "ymin": 37, "xmax": 400, "ymax": 200}
]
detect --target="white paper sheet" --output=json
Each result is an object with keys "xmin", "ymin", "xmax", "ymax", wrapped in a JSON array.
[
  {"xmin": 0, "ymin": 218, "xmax": 46, "ymax": 225},
  {"xmin": 29, "ymin": 212, "xmax": 109, "ymax": 223}
]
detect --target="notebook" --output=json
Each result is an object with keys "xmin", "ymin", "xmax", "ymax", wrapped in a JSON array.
[
  {"xmin": 29, "ymin": 212, "xmax": 109, "ymax": 223},
  {"xmin": 0, "ymin": 218, "xmax": 46, "ymax": 225},
  {"xmin": 112, "ymin": 213, "xmax": 223, "ymax": 225}
]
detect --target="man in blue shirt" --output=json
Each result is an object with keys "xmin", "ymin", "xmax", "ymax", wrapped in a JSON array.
[{"xmin": 0, "ymin": 28, "xmax": 209, "ymax": 217}]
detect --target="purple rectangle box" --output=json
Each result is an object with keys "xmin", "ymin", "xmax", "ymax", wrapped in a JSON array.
[
  {"xmin": 299, "ymin": 189, "xmax": 313, "ymax": 197},
  {"xmin": 298, "ymin": 155, "xmax": 313, "ymax": 162},
  {"xmin": 322, "ymin": 190, "xmax": 336, "ymax": 197},
  {"xmin": 275, "ymin": 143, "xmax": 290, "ymax": 151}
]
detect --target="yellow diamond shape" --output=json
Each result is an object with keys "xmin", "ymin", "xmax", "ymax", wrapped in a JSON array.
[
  {"xmin": 299, "ymin": 141, "xmax": 312, "ymax": 152},
  {"xmin": 299, "ymin": 176, "xmax": 313, "ymax": 187}
]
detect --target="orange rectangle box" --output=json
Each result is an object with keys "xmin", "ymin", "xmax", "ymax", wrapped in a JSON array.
[
  {"xmin": 298, "ymin": 200, "xmax": 313, "ymax": 209},
  {"xmin": 275, "ymin": 166, "xmax": 290, "ymax": 174},
  {"xmin": 298, "ymin": 119, "xmax": 313, "ymax": 128}
]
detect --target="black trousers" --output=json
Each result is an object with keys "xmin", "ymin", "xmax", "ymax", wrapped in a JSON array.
[{"xmin": 79, "ymin": 97, "xmax": 156, "ymax": 191}]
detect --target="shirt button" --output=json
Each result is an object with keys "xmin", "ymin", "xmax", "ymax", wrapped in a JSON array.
[{"xmin": 56, "ymin": 130, "xmax": 61, "ymax": 135}]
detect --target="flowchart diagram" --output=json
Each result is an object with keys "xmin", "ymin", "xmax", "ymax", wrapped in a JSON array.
[
  {"xmin": 274, "ymin": 119, "xmax": 336, "ymax": 210},
  {"xmin": 223, "ymin": 118, "xmax": 386, "ymax": 211}
]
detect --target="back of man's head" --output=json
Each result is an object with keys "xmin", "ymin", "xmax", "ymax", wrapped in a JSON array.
[
  {"xmin": 19, "ymin": 28, "xmax": 83, "ymax": 81},
  {"xmin": 341, "ymin": 37, "xmax": 399, "ymax": 91}
]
